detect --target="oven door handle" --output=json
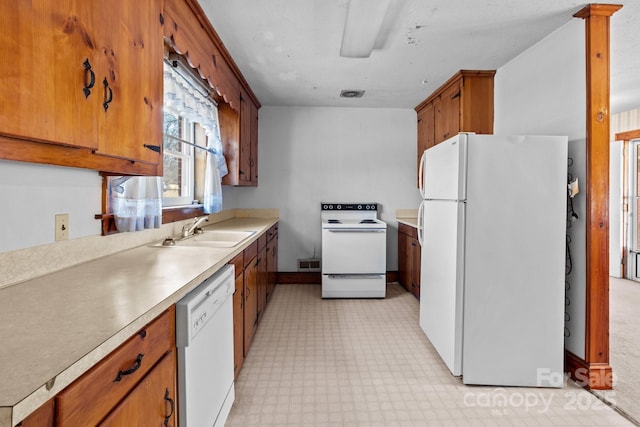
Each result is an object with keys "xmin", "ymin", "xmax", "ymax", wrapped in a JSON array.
[
  {"xmin": 328, "ymin": 274, "xmax": 386, "ymax": 279},
  {"xmin": 327, "ymin": 229, "xmax": 386, "ymax": 233}
]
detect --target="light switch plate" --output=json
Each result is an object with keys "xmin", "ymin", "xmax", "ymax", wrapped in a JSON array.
[{"xmin": 55, "ymin": 214, "xmax": 69, "ymax": 241}]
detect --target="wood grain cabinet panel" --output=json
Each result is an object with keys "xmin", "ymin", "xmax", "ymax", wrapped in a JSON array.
[
  {"xmin": 56, "ymin": 308, "xmax": 175, "ymax": 426},
  {"xmin": 243, "ymin": 253, "xmax": 258, "ymax": 355},
  {"xmin": 0, "ymin": 0, "xmax": 163, "ymax": 174},
  {"xmin": 0, "ymin": 0, "xmax": 98, "ymax": 149},
  {"xmin": 415, "ymin": 70, "xmax": 495, "ymax": 186},
  {"xmin": 16, "ymin": 399, "xmax": 54, "ymax": 427},
  {"xmin": 232, "ymin": 270, "xmax": 245, "ymax": 380},
  {"xmin": 99, "ymin": 350, "xmax": 177, "ymax": 427},
  {"xmin": 397, "ymin": 223, "xmax": 420, "ymax": 300},
  {"xmin": 92, "ymin": 0, "xmax": 164, "ymax": 165}
]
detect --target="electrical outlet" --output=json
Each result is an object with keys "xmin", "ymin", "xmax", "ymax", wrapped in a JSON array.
[{"xmin": 55, "ymin": 214, "xmax": 69, "ymax": 241}]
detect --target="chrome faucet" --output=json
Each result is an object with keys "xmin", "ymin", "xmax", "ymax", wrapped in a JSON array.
[{"xmin": 182, "ymin": 216, "xmax": 209, "ymax": 238}]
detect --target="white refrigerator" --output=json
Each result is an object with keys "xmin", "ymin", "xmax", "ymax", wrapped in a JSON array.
[{"xmin": 417, "ymin": 133, "xmax": 567, "ymax": 387}]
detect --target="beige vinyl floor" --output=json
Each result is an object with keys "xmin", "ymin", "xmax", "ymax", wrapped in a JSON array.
[
  {"xmin": 226, "ymin": 283, "xmax": 635, "ymax": 426},
  {"xmin": 592, "ymin": 277, "xmax": 640, "ymax": 425}
]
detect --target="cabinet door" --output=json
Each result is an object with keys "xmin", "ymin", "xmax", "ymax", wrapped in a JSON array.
[
  {"xmin": 437, "ymin": 83, "xmax": 461, "ymax": 142},
  {"xmin": 243, "ymin": 256, "xmax": 258, "ymax": 355},
  {"xmin": 99, "ymin": 351, "xmax": 177, "ymax": 427},
  {"xmin": 416, "ymin": 103, "xmax": 435, "ymax": 188},
  {"xmin": 0, "ymin": 0, "xmax": 98, "ymax": 149},
  {"xmin": 93, "ymin": 0, "xmax": 163, "ymax": 165},
  {"xmin": 397, "ymin": 230, "xmax": 409, "ymax": 290},
  {"xmin": 16, "ymin": 399, "xmax": 54, "ymax": 427},
  {"xmin": 233, "ymin": 271, "xmax": 244, "ymax": 380},
  {"xmin": 257, "ymin": 246, "xmax": 267, "ymax": 320},
  {"xmin": 410, "ymin": 237, "xmax": 421, "ymax": 299},
  {"xmin": 266, "ymin": 237, "xmax": 277, "ymax": 300},
  {"xmin": 238, "ymin": 91, "xmax": 254, "ymax": 185}
]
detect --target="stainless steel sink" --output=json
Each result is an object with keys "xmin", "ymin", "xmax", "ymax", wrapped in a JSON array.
[
  {"xmin": 152, "ymin": 230, "xmax": 257, "ymax": 248},
  {"xmin": 184, "ymin": 230, "xmax": 256, "ymax": 247}
]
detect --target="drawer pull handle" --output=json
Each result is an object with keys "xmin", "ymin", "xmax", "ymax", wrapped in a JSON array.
[
  {"xmin": 164, "ymin": 388, "xmax": 175, "ymax": 426},
  {"xmin": 113, "ymin": 353, "xmax": 144, "ymax": 382}
]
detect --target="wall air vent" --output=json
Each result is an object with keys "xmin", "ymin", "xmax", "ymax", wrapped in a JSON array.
[{"xmin": 340, "ymin": 89, "xmax": 365, "ymax": 98}]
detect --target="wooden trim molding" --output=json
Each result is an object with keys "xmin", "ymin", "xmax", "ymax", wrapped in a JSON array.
[
  {"xmin": 615, "ymin": 129, "xmax": 640, "ymax": 142},
  {"xmin": 565, "ymin": 350, "xmax": 613, "ymax": 390},
  {"xmin": 568, "ymin": 3, "xmax": 622, "ymax": 391}
]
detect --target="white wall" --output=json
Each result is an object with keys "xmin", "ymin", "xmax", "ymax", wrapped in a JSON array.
[
  {"xmin": 494, "ymin": 19, "xmax": 585, "ymax": 138},
  {"xmin": 493, "ymin": 19, "xmax": 587, "ymax": 358},
  {"xmin": 229, "ymin": 106, "xmax": 420, "ymax": 272},
  {"xmin": 0, "ymin": 160, "xmax": 103, "ymax": 252}
]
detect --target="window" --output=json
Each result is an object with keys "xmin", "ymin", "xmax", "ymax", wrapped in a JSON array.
[
  {"xmin": 104, "ymin": 59, "xmax": 226, "ymax": 233},
  {"xmin": 162, "ymin": 112, "xmax": 195, "ymax": 206},
  {"xmin": 162, "ymin": 60, "xmax": 226, "ymax": 210}
]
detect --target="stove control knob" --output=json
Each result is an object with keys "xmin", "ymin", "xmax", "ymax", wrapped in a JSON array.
[
  {"xmin": 337, "ymin": 205, "xmax": 341, "ymax": 210},
  {"xmin": 357, "ymin": 204, "xmax": 362, "ymax": 210},
  {"xmin": 323, "ymin": 204, "xmax": 328, "ymax": 210}
]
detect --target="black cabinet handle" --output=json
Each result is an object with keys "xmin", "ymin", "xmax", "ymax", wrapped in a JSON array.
[
  {"xmin": 83, "ymin": 59, "xmax": 95, "ymax": 98},
  {"xmin": 113, "ymin": 353, "xmax": 144, "ymax": 382},
  {"xmin": 103, "ymin": 78, "xmax": 113, "ymax": 111},
  {"xmin": 164, "ymin": 388, "xmax": 175, "ymax": 426}
]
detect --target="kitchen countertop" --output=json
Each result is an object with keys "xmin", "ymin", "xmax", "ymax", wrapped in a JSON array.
[
  {"xmin": 0, "ymin": 216, "xmax": 277, "ymax": 427},
  {"xmin": 396, "ymin": 208, "xmax": 418, "ymax": 228}
]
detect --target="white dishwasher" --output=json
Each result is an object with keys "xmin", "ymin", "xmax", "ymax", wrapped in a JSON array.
[{"xmin": 176, "ymin": 264, "xmax": 235, "ymax": 427}]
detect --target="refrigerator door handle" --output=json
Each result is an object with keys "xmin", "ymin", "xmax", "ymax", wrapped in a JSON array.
[
  {"xmin": 417, "ymin": 201, "xmax": 425, "ymax": 246},
  {"xmin": 418, "ymin": 150, "xmax": 426, "ymax": 198}
]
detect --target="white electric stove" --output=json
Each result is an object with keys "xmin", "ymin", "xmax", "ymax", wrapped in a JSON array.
[{"xmin": 321, "ymin": 203, "xmax": 387, "ymax": 298}]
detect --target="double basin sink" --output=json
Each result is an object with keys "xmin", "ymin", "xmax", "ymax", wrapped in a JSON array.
[{"xmin": 154, "ymin": 230, "xmax": 257, "ymax": 248}]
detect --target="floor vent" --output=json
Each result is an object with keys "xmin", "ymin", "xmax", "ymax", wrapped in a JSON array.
[{"xmin": 298, "ymin": 259, "xmax": 321, "ymax": 272}]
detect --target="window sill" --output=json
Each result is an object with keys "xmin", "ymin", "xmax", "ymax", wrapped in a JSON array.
[{"xmin": 96, "ymin": 205, "xmax": 205, "ymax": 236}]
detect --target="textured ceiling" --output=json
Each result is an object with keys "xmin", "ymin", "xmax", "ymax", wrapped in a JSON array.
[{"xmin": 199, "ymin": 0, "xmax": 640, "ymax": 114}]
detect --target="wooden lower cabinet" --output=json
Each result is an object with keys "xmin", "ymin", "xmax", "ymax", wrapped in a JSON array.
[
  {"xmin": 99, "ymin": 351, "xmax": 177, "ymax": 427},
  {"xmin": 17, "ymin": 399, "xmax": 54, "ymax": 427},
  {"xmin": 230, "ymin": 223, "xmax": 278, "ymax": 379},
  {"xmin": 56, "ymin": 308, "xmax": 176, "ymax": 426},
  {"xmin": 266, "ymin": 228, "xmax": 278, "ymax": 301},
  {"xmin": 397, "ymin": 223, "xmax": 420, "ymax": 300},
  {"xmin": 257, "ymin": 235, "xmax": 268, "ymax": 321},
  {"xmin": 231, "ymin": 253, "xmax": 245, "ymax": 380},
  {"xmin": 243, "ymin": 248, "xmax": 259, "ymax": 355}
]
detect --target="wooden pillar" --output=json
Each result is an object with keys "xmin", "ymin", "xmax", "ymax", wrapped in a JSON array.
[{"xmin": 567, "ymin": 3, "xmax": 621, "ymax": 390}]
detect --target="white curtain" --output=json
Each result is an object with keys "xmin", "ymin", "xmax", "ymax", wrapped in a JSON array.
[
  {"xmin": 110, "ymin": 176, "xmax": 162, "ymax": 232},
  {"xmin": 164, "ymin": 62, "xmax": 227, "ymax": 214}
]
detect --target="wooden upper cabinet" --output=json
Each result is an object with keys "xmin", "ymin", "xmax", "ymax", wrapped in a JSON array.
[
  {"xmin": 92, "ymin": 0, "xmax": 164, "ymax": 165},
  {"xmin": 0, "ymin": 0, "xmax": 98, "ymax": 149},
  {"xmin": 238, "ymin": 90, "xmax": 259, "ymax": 186},
  {"xmin": 415, "ymin": 70, "xmax": 495, "ymax": 186},
  {"xmin": 0, "ymin": 0, "xmax": 163, "ymax": 174}
]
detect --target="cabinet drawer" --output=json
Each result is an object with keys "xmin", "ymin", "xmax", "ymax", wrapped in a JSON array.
[
  {"xmin": 398, "ymin": 222, "xmax": 418, "ymax": 239},
  {"xmin": 243, "ymin": 241, "xmax": 258, "ymax": 268},
  {"xmin": 56, "ymin": 308, "xmax": 175, "ymax": 426},
  {"xmin": 258, "ymin": 233, "xmax": 267, "ymax": 251},
  {"xmin": 229, "ymin": 253, "xmax": 244, "ymax": 278}
]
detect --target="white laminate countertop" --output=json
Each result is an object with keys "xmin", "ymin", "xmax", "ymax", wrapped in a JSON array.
[
  {"xmin": 396, "ymin": 208, "xmax": 418, "ymax": 229},
  {"xmin": 0, "ymin": 216, "xmax": 277, "ymax": 427}
]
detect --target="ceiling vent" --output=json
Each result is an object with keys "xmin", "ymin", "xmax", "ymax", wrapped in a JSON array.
[{"xmin": 340, "ymin": 89, "xmax": 365, "ymax": 98}]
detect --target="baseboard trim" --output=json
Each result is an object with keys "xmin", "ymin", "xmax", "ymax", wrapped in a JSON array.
[
  {"xmin": 565, "ymin": 350, "xmax": 613, "ymax": 390},
  {"xmin": 277, "ymin": 271, "xmax": 399, "ymax": 285}
]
